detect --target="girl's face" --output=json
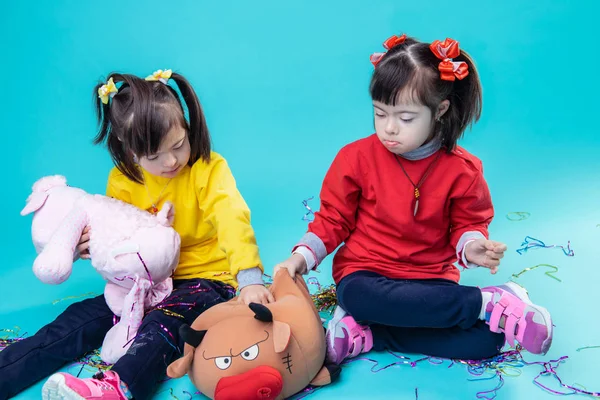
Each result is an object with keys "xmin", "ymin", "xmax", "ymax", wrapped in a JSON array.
[
  {"xmin": 137, "ymin": 125, "xmax": 191, "ymax": 178},
  {"xmin": 373, "ymin": 97, "xmax": 449, "ymax": 155}
]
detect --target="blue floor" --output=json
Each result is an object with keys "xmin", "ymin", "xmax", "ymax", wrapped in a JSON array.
[{"xmin": 3, "ymin": 0, "xmax": 599, "ymax": 398}]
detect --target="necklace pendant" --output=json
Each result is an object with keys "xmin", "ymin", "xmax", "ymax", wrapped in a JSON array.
[
  {"xmin": 414, "ymin": 198, "xmax": 419, "ymax": 217},
  {"xmin": 150, "ymin": 205, "xmax": 158, "ymax": 214}
]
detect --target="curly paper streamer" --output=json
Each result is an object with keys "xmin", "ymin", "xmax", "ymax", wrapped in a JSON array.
[
  {"xmin": 511, "ymin": 264, "xmax": 561, "ymax": 282},
  {"xmin": 302, "ymin": 196, "xmax": 315, "ymax": 222},
  {"xmin": 52, "ymin": 292, "xmax": 99, "ymax": 305},
  {"xmin": 469, "ymin": 372, "xmax": 504, "ymax": 400},
  {"xmin": 71, "ymin": 349, "xmax": 112, "ymax": 375},
  {"xmin": 311, "ymin": 284, "xmax": 337, "ymax": 314},
  {"xmin": 524, "ymin": 356, "xmax": 600, "ymax": 397},
  {"xmin": 576, "ymin": 345, "xmax": 600, "ymax": 352},
  {"xmin": 506, "ymin": 212, "xmax": 531, "ymax": 221},
  {"xmin": 0, "ymin": 327, "xmax": 27, "ymax": 352},
  {"xmin": 516, "ymin": 236, "xmax": 574, "ymax": 257}
]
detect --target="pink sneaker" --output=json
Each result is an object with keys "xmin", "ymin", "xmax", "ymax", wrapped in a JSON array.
[
  {"xmin": 42, "ymin": 371, "xmax": 128, "ymax": 400},
  {"xmin": 325, "ymin": 306, "xmax": 374, "ymax": 364},
  {"xmin": 482, "ymin": 282, "xmax": 553, "ymax": 355}
]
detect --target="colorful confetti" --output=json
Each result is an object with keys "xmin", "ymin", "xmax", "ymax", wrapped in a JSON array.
[
  {"xmin": 71, "ymin": 349, "xmax": 112, "ymax": 375},
  {"xmin": 338, "ymin": 345, "xmax": 599, "ymax": 399},
  {"xmin": 0, "ymin": 327, "xmax": 26, "ymax": 352},
  {"xmin": 155, "ymin": 388, "xmax": 201, "ymax": 399},
  {"xmin": 511, "ymin": 264, "xmax": 561, "ymax": 282},
  {"xmin": 302, "ymin": 196, "xmax": 315, "ymax": 222},
  {"xmin": 137, "ymin": 252, "xmax": 154, "ymax": 285},
  {"xmin": 506, "ymin": 212, "xmax": 531, "ymax": 221},
  {"xmin": 310, "ymin": 284, "xmax": 337, "ymax": 314},
  {"xmin": 516, "ymin": 236, "xmax": 574, "ymax": 257},
  {"xmin": 52, "ymin": 292, "xmax": 99, "ymax": 305},
  {"xmin": 525, "ymin": 356, "xmax": 600, "ymax": 397},
  {"xmin": 290, "ymin": 386, "xmax": 323, "ymax": 400},
  {"xmin": 471, "ymin": 372, "xmax": 504, "ymax": 399},
  {"xmin": 576, "ymin": 345, "xmax": 600, "ymax": 352}
]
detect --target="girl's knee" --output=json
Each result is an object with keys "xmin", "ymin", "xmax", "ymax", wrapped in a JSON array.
[{"xmin": 476, "ymin": 332, "xmax": 505, "ymax": 359}]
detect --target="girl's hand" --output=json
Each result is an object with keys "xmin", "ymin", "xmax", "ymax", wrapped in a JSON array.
[
  {"xmin": 465, "ymin": 239, "xmax": 507, "ymax": 274},
  {"xmin": 238, "ymin": 284, "xmax": 275, "ymax": 305},
  {"xmin": 273, "ymin": 253, "xmax": 308, "ymax": 278},
  {"xmin": 77, "ymin": 226, "xmax": 91, "ymax": 260}
]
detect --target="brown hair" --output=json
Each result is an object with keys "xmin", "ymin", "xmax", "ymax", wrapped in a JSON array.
[
  {"xmin": 93, "ymin": 72, "xmax": 211, "ymax": 183},
  {"xmin": 369, "ymin": 35, "xmax": 482, "ymax": 151}
]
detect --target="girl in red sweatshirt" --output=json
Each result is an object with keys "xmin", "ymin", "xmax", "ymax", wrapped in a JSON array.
[{"xmin": 275, "ymin": 34, "xmax": 553, "ymax": 362}]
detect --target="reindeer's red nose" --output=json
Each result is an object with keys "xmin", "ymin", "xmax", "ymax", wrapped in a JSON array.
[{"xmin": 214, "ymin": 365, "xmax": 283, "ymax": 400}]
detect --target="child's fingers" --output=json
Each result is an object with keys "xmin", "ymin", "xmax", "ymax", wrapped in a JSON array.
[
  {"xmin": 486, "ymin": 250, "xmax": 504, "ymax": 259},
  {"xmin": 485, "ymin": 258, "xmax": 501, "ymax": 268},
  {"xmin": 77, "ymin": 243, "xmax": 89, "ymax": 254},
  {"xmin": 275, "ymin": 264, "xmax": 295, "ymax": 278},
  {"xmin": 494, "ymin": 243, "xmax": 508, "ymax": 252},
  {"xmin": 80, "ymin": 233, "xmax": 91, "ymax": 243},
  {"xmin": 489, "ymin": 242, "xmax": 507, "ymax": 253}
]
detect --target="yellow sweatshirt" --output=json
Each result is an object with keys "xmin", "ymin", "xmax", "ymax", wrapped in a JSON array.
[{"xmin": 106, "ymin": 152, "xmax": 263, "ymax": 288}]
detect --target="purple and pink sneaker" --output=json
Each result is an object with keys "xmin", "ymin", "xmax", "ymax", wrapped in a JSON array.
[
  {"xmin": 325, "ymin": 306, "xmax": 374, "ymax": 365},
  {"xmin": 42, "ymin": 371, "xmax": 128, "ymax": 400},
  {"xmin": 482, "ymin": 281, "xmax": 553, "ymax": 355}
]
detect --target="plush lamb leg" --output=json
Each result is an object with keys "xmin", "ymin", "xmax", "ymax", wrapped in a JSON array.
[
  {"xmin": 100, "ymin": 277, "xmax": 151, "ymax": 364},
  {"xmin": 104, "ymin": 281, "xmax": 132, "ymax": 316},
  {"xmin": 33, "ymin": 206, "xmax": 89, "ymax": 284}
]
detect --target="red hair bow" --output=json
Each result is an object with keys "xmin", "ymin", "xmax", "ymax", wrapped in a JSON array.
[
  {"xmin": 429, "ymin": 38, "xmax": 469, "ymax": 81},
  {"xmin": 370, "ymin": 34, "xmax": 407, "ymax": 67}
]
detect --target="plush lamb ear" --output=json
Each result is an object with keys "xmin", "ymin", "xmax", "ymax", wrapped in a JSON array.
[
  {"xmin": 156, "ymin": 201, "xmax": 175, "ymax": 227},
  {"xmin": 21, "ymin": 175, "xmax": 68, "ymax": 216},
  {"xmin": 31, "ymin": 175, "xmax": 67, "ymax": 192},
  {"xmin": 20, "ymin": 192, "xmax": 49, "ymax": 216},
  {"xmin": 110, "ymin": 241, "xmax": 140, "ymax": 259}
]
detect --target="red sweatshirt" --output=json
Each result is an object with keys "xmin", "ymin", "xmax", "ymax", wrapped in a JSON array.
[{"xmin": 294, "ymin": 134, "xmax": 494, "ymax": 284}]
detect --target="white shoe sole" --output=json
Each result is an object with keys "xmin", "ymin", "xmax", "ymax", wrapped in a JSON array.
[
  {"xmin": 325, "ymin": 306, "xmax": 348, "ymax": 363},
  {"xmin": 504, "ymin": 281, "xmax": 553, "ymax": 354},
  {"xmin": 42, "ymin": 374, "xmax": 85, "ymax": 400}
]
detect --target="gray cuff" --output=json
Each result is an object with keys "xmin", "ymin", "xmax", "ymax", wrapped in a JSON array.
[
  {"xmin": 236, "ymin": 267, "xmax": 265, "ymax": 290},
  {"xmin": 294, "ymin": 232, "xmax": 327, "ymax": 266},
  {"xmin": 457, "ymin": 231, "xmax": 486, "ymax": 269}
]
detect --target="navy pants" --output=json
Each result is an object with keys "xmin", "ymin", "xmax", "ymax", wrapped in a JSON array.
[
  {"xmin": 0, "ymin": 279, "xmax": 235, "ymax": 400},
  {"xmin": 337, "ymin": 271, "xmax": 505, "ymax": 360}
]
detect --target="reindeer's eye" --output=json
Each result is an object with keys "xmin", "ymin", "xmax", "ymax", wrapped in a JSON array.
[
  {"xmin": 240, "ymin": 344, "xmax": 259, "ymax": 361},
  {"xmin": 214, "ymin": 356, "xmax": 232, "ymax": 370}
]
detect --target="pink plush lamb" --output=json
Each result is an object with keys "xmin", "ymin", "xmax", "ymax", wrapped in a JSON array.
[{"xmin": 20, "ymin": 175, "xmax": 181, "ymax": 364}]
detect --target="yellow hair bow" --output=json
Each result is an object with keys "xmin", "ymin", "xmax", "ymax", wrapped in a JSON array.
[
  {"xmin": 98, "ymin": 77, "xmax": 118, "ymax": 104},
  {"xmin": 145, "ymin": 69, "xmax": 172, "ymax": 84}
]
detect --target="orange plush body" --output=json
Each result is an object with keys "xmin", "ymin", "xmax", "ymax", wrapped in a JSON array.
[{"xmin": 167, "ymin": 270, "xmax": 340, "ymax": 400}]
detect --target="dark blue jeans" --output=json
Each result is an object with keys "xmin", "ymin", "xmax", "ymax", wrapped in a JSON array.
[
  {"xmin": 337, "ymin": 271, "xmax": 505, "ymax": 360},
  {"xmin": 0, "ymin": 279, "xmax": 235, "ymax": 400}
]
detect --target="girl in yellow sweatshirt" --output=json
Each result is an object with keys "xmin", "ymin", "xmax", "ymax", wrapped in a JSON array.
[{"xmin": 1, "ymin": 69, "xmax": 272, "ymax": 400}]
